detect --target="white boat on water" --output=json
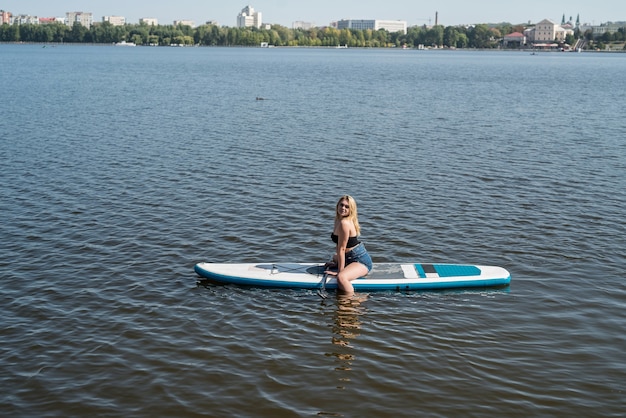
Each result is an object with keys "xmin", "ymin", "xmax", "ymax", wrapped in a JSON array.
[{"xmin": 114, "ymin": 41, "xmax": 136, "ymax": 47}]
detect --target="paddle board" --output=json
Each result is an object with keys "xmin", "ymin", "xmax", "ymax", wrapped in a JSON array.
[{"xmin": 194, "ymin": 262, "xmax": 511, "ymax": 291}]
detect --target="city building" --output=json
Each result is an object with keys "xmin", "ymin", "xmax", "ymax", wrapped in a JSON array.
[
  {"xmin": 293, "ymin": 21, "xmax": 315, "ymax": 30},
  {"xmin": 580, "ymin": 21, "xmax": 626, "ymax": 37},
  {"xmin": 66, "ymin": 11, "xmax": 93, "ymax": 29},
  {"xmin": 525, "ymin": 19, "xmax": 572, "ymax": 43},
  {"xmin": 503, "ymin": 32, "xmax": 526, "ymax": 47},
  {"xmin": 140, "ymin": 18, "xmax": 158, "ymax": 26},
  {"xmin": 13, "ymin": 14, "xmax": 39, "ymax": 25},
  {"xmin": 237, "ymin": 5, "xmax": 262, "ymax": 29},
  {"xmin": 1, "ymin": 10, "xmax": 12, "ymax": 24},
  {"xmin": 39, "ymin": 17, "xmax": 64, "ymax": 24},
  {"xmin": 174, "ymin": 19, "xmax": 195, "ymax": 27},
  {"xmin": 336, "ymin": 19, "xmax": 407, "ymax": 34},
  {"xmin": 103, "ymin": 16, "xmax": 126, "ymax": 26}
]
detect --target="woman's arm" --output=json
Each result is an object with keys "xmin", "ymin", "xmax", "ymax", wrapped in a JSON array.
[{"xmin": 335, "ymin": 219, "xmax": 352, "ymax": 273}]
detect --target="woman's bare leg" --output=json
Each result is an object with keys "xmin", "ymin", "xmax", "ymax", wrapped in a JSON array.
[{"xmin": 336, "ymin": 262, "xmax": 368, "ymax": 295}]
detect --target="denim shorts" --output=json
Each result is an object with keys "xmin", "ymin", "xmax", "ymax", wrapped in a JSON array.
[{"xmin": 345, "ymin": 243, "xmax": 373, "ymax": 272}]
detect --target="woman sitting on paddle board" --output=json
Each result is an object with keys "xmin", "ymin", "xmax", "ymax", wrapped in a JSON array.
[{"xmin": 326, "ymin": 195, "xmax": 373, "ymax": 295}]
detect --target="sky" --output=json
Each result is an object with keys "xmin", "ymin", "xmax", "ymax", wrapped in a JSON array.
[{"xmin": 2, "ymin": 0, "xmax": 624, "ymax": 27}]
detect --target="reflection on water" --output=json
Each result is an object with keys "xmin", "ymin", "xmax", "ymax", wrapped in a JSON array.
[{"xmin": 327, "ymin": 293, "xmax": 368, "ymax": 390}]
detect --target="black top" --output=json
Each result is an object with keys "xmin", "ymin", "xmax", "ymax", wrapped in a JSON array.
[{"xmin": 331, "ymin": 233, "xmax": 360, "ymax": 248}]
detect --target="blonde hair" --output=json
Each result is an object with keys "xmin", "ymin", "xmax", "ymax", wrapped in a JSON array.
[{"xmin": 335, "ymin": 195, "xmax": 361, "ymax": 235}]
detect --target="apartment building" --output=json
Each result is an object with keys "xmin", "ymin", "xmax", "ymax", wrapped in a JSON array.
[
  {"xmin": 103, "ymin": 16, "xmax": 126, "ymax": 26},
  {"xmin": 237, "ymin": 6, "xmax": 262, "ymax": 29},
  {"xmin": 140, "ymin": 18, "xmax": 158, "ymax": 26},
  {"xmin": 66, "ymin": 11, "xmax": 93, "ymax": 29}
]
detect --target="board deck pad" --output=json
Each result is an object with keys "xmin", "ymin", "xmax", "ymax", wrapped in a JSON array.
[
  {"xmin": 416, "ymin": 264, "xmax": 482, "ymax": 278},
  {"xmin": 307, "ymin": 264, "xmax": 482, "ymax": 280}
]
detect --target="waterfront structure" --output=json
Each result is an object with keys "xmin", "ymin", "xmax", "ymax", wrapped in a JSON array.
[
  {"xmin": 103, "ymin": 16, "xmax": 126, "ymax": 26},
  {"xmin": 526, "ymin": 19, "xmax": 572, "ymax": 43},
  {"xmin": 503, "ymin": 32, "xmax": 526, "ymax": 47},
  {"xmin": 237, "ymin": 5, "xmax": 262, "ymax": 29},
  {"xmin": 336, "ymin": 19, "xmax": 407, "ymax": 34},
  {"xmin": 66, "ymin": 11, "xmax": 93, "ymax": 29},
  {"xmin": 140, "ymin": 18, "xmax": 158, "ymax": 26}
]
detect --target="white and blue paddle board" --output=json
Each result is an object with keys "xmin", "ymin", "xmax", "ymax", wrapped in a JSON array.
[{"xmin": 194, "ymin": 262, "xmax": 511, "ymax": 291}]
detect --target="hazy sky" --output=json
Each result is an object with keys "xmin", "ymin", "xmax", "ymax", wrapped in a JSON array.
[{"xmin": 2, "ymin": 0, "xmax": 623, "ymax": 27}]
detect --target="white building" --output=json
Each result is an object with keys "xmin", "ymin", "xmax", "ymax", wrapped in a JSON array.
[
  {"xmin": 526, "ymin": 19, "xmax": 573, "ymax": 43},
  {"xmin": 580, "ymin": 21, "xmax": 626, "ymax": 38},
  {"xmin": 336, "ymin": 19, "xmax": 407, "ymax": 34},
  {"xmin": 174, "ymin": 19, "xmax": 195, "ymax": 27},
  {"xmin": 13, "ymin": 14, "xmax": 40, "ymax": 25},
  {"xmin": 293, "ymin": 21, "xmax": 315, "ymax": 30},
  {"xmin": 103, "ymin": 16, "xmax": 126, "ymax": 26},
  {"xmin": 66, "ymin": 11, "xmax": 93, "ymax": 29},
  {"xmin": 140, "ymin": 18, "xmax": 158, "ymax": 26},
  {"xmin": 237, "ymin": 5, "xmax": 262, "ymax": 29}
]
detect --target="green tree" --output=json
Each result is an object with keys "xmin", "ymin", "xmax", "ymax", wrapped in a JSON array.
[
  {"xmin": 320, "ymin": 27, "xmax": 339, "ymax": 46},
  {"xmin": 405, "ymin": 25, "xmax": 423, "ymax": 47},
  {"xmin": 468, "ymin": 24, "xmax": 492, "ymax": 48},
  {"xmin": 443, "ymin": 26, "xmax": 459, "ymax": 47},
  {"xmin": 272, "ymin": 25, "xmax": 293, "ymax": 46},
  {"xmin": 424, "ymin": 26, "xmax": 443, "ymax": 47},
  {"xmin": 131, "ymin": 34, "xmax": 143, "ymax": 45},
  {"xmin": 456, "ymin": 33, "xmax": 469, "ymax": 48},
  {"xmin": 18, "ymin": 23, "xmax": 34, "ymax": 42},
  {"xmin": 38, "ymin": 25, "xmax": 54, "ymax": 42},
  {"xmin": 194, "ymin": 24, "xmax": 209, "ymax": 45},
  {"xmin": 226, "ymin": 27, "xmax": 239, "ymax": 46},
  {"xmin": 91, "ymin": 21, "xmax": 122, "ymax": 43},
  {"xmin": 129, "ymin": 25, "xmax": 149, "ymax": 44},
  {"xmin": 338, "ymin": 28, "xmax": 352, "ymax": 46},
  {"xmin": 4, "ymin": 23, "xmax": 20, "ymax": 42},
  {"xmin": 373, "ymin": 29, "xmax": 387, "ymax": 47},
  {"xmin": 389, "ymin": 30, "xmax": 403, "ymax": 47},
  {"xmin": 51, "ymin": 23, "xmax": 67, "ymax": 42},
  {"xmin": 68, "ymin": 22, "xmax": 88, "ymax": 43}
]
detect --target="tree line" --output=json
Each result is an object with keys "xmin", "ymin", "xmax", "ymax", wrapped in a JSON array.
[{"xmin": 1, "ymin": 21, "xmax": 624, "ymax": 48}]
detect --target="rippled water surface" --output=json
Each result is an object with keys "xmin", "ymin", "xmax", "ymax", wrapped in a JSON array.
[{"xmin": 1, "ymin": 45, "xmax": 625, "ymax": 417}]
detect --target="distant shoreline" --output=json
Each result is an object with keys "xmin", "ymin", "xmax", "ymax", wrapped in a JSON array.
[{"xmin": 1, "ymin": 41, "xmax": 624, "ymax": 53}]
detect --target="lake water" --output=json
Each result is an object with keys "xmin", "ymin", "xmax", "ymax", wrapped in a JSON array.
[{"xmin": 1, "ymin": 44, "xmax": 625, "ymax": 417}]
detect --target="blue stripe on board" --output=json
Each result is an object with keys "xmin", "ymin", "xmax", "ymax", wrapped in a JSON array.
[
  {"xmin": 434, "ymin": 264, "xmax": 481, "ymax": 277},
  {"xmin": 413, "ymin": 264, "xmax": 482, "ymax": 277},
  {"xmin": 353, "ymin": 277, "xmax": 510, "ymax": 291},
  {"xmin": 415, "ymin": 264, "xmax": 426, "ymax": 278}
]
